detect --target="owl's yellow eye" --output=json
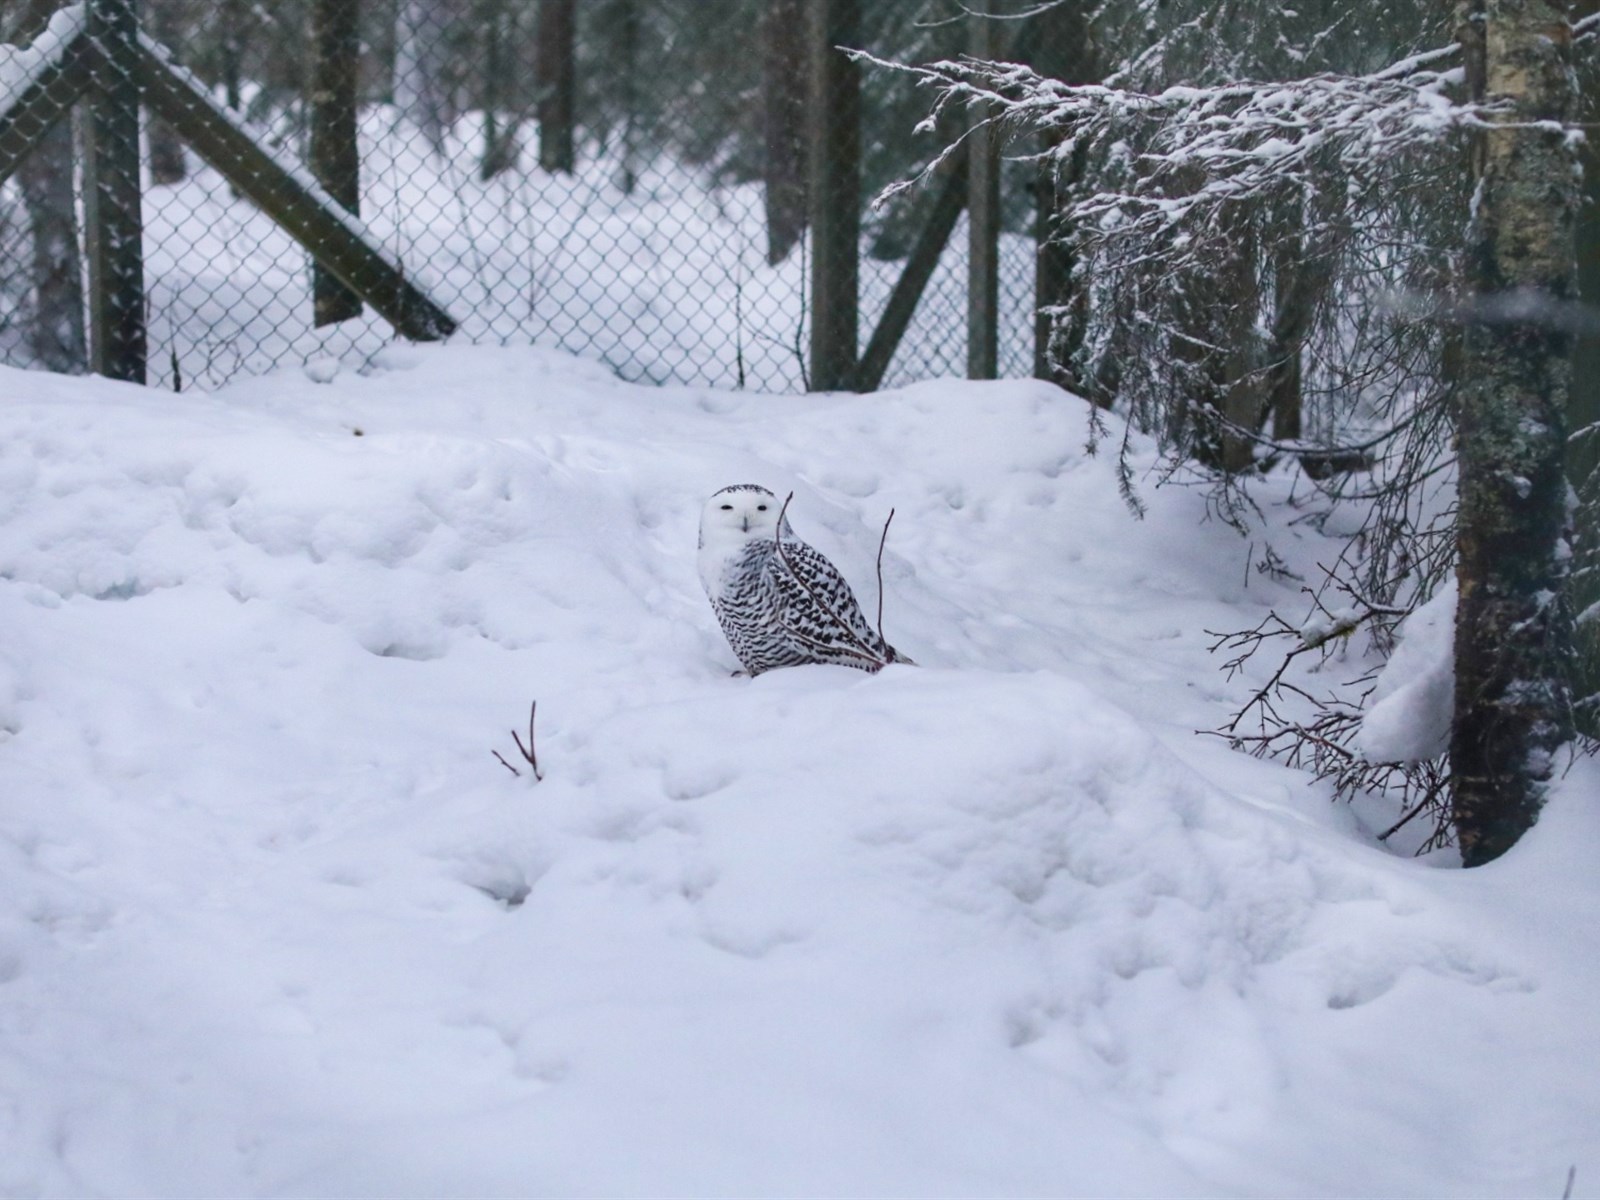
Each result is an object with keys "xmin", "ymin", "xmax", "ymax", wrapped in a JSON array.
[{"xmin": 721, "ymin": 504, "xmax": 733, "ymax": 510}]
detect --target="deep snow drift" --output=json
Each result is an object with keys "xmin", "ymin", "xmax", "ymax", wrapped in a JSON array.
[{"xmin": 0, "ymin": 344, "xmax": 1595, "ymax": 1198}]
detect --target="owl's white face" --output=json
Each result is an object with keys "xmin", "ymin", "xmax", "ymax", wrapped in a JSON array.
[
  {"xmin": 701, "ymin": 486, "xmax": 782, "ymax": 543},
  {"xmin": 697, "ymin": 487, "xmax": 794, "ymax": 594}
]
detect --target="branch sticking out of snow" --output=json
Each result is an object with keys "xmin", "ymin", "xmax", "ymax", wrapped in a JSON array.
[
  {"xmin": 875, "ymin": 507, "xmax": 895, "ymax": 651},
  {"xmin": 494, "ymin": 701, "xmax": 544, "ymax": 782}
]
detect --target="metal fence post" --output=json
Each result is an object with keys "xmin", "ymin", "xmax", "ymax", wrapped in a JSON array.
[
  {"xmin": 966, "ymin": 10, "xmax": 1000, "ymax": 381},
  {"xmin": 807, "ymin": 0, "xmax": 860, "ymax": 392},
  {"xmin": 83, "ymin": 0, "xmax": 147, "ymax": 384}
]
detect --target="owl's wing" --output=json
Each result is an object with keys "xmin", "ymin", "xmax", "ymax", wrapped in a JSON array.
[{"xmin": 770, "ymin": 539, "xmax": 892, "ymax": 665}]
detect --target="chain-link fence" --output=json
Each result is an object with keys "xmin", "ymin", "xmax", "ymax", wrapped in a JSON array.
[{"xmin": 0, "ymin": 0, "xmax": 1056, "ymax": 393}]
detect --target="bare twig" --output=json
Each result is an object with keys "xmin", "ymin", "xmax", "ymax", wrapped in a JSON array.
[
  {"xmin": 512, "ymin": 700, "xmax": 543, "ymax": 781},
  {"xmin": 1203, "ymin": 577, "xmax": 1454, "ymax": 852},
  {"xmin": 875, "ymin": 507, "xmax": 895, "ymax": 648},
  {"xmin": 493, "ymin": 700, "xmax": 544, "ymax": 781}
]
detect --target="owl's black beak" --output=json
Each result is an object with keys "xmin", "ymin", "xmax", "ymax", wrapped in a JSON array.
[{"xmin": 741, "ymin": 516, "xmax": 750, "ymax": 532}]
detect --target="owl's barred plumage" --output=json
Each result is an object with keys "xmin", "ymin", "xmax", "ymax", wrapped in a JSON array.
[{"xmin": 697, "ymin": 484, "xmax": 907, "ymax": 675}]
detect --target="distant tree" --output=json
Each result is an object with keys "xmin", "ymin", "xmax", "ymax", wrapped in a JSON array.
[
  {"xmin": 146, "ymin": 0, "xmax": 188, "ymax": 184},
  {"xmin": 536, "ymin": 0, "xmax": 576, "ymax": 173},
  {"xmin": 611, "ymin": 0, "xmax": 640, "ymax": 192},
  {"xmin": 310, "ymin": 0, "xmax": 363, "ymax": 325},
  {"xmin": 477, "ymin": 0, "xmax": 526, "ymax": 179},
  {"xmin": 396, "ymin": 0, "xmax": 456, "ymax": 152},
  {"xmin": 218, "ymin": 0, "xmax": 245, "ymax": 110},
  {"xmin": 3, "ymin": 0, "xmax": 85, "ymax": 373},
  {"xmin": 764, "ymin": 0, "xmax": 808, "ymax": 263}
]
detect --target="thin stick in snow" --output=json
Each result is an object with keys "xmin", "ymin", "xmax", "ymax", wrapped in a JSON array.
[
  {"xmin": 875, "ymin": 507, "xmax": 895, "ymax": 650},
  {"xmin": 493, "ymin": 700, "xmax": 544, "ymax": 781}
]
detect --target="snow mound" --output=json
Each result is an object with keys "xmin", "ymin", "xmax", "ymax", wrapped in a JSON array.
[{"xmin": 1, "ymin": 347, "xmax": 1596, "ymax": 1197}]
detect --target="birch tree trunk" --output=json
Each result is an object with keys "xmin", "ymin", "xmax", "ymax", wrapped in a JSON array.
[{"xmin": 1450, "ymin": 0, "xmax": 1578, "ymax": 865}]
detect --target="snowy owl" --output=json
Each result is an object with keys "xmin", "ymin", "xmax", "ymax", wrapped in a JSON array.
[{"xmin": 697, "ymin": 484, "xmax": 909, "ymax": 675}]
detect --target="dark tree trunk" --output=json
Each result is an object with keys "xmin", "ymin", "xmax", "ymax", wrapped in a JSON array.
[
  {"xmin": 220, "ymin": 0, "xmax": 246, "ymax": 111},
  {"xmin": 1264, "ymin": 225, "xmax": 1333, "ymax": 445},
  {"xmin": 17, "ymin": 127, "xmax": 85, "ymax": 372},
  {"xmin": 310, "ymin": 0, "xmax": 364, "ymax": 326},
  {"xmin": 1025, "ymin": 0, "xmax": 1097, "ymax": 399},
  {"xmin": 1182, "ymin": 210, "xmax": 1261, "ymax": 474},
  {"xmin": 615, "ymin": 0, "xmax": 638, "ymax": 194},
  {"xmin": 1570, "ymin": 0, "xmax": 1600, "ymax": 736},
  {"xmin": 1450, "ymin": 0, "xmax": 1578, "ymax": 865},
  {"xmin": 764, "ymin": 0, "xmax": 808, "ymax": 265},
  {"xmin": 146, "ymin": 0, "xmax": 186, "ymax": 185},
  {"xmin": 806, "ymin": 0, "xmax": 860, "ymax": 392},
  {"xmin": 478, "ymin": 0, "xmax": 523, "ymax": 180},
  {"xmin": 82, "ymin": 0, "xmax": 147, "ymax": 385},
  {"xmin": 966, "ymin": 12, "xmax": 1000, "ymax": 381},
  {"xmin": 7, "ymin": 0, "xmax": 86, "ymax": 372},
  {"xmin": 536, "ymin": 0, "xmax": 576, "ymax": 174}
]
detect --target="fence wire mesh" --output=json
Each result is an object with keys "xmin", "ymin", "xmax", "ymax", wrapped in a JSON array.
[{"xmin": 0, "ymin": 0, "xmax": 1051, "ymax": 393}]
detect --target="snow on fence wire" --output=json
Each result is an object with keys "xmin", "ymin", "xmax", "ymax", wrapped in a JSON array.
[{"xmin": 0, "ymin": 0, "xmax": 1057, "ymax": 394}]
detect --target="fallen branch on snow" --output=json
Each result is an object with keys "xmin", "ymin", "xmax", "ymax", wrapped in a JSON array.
[{"xmin": 1203, "ymin": 576, "xmax": 1454, "ymax": 852}]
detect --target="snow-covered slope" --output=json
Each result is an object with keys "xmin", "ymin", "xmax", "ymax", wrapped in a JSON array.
[{"xmin": 1, "ymin": 345, "xmax": 1595, "ymax": 1197}]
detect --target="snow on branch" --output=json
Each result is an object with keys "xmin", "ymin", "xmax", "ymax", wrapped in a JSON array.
[{"xmin": 857, "ymin": 42, "xmax": 1476, "ymax": 243}]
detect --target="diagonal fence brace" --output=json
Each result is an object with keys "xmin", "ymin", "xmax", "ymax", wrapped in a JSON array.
[
  {"xmin": 132, "ymin": 34, "xmax": 458, "ymax": 343},
  {"xmin": 0, "ymin": 18, "xmax": 91, "ymax": 188},
  {"xmin": 0, "ymin": 16, "xmax": 456, "ymax": 353}
]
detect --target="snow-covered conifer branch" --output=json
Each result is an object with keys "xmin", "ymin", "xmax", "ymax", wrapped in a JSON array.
[{"xmin": 859, "ymin": 42, "xmax": 1475, "ymax": 245}]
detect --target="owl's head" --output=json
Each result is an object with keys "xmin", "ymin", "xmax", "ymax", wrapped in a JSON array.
[{"xmin": 698, "ymin": 484, "xmax": 793, "ymax": 551}]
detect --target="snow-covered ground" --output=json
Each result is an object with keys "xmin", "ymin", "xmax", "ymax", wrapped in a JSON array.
[{"xmin": 1, "ymin": 343, "xmax": 1595, "ymax": 1197}]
